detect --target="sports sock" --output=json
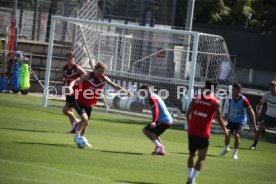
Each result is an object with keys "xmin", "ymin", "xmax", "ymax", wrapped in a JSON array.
[
  {"xmin": 153, "ymin": 139, "xmax": 162, "ymax": 147},
  {"xmin": 75, "ymin": 130, "xmax": 81, "ymax": 137},
  {"xmin": 72, "ymin": 121, "xmax": 77, "ymax": 128},
  {"xmin": 252, "ymin": 140, "xmax": 258, "ymax": 147},
  {"xmin": 188, "ymin": 168, "xmax": 194, "ymax": 178},
  {"xmin": 191, "ymin": 169, "xmax": 200, "ymax": 180},
  {"xmin": 224, "ymin": 145, "xmax": 230, "ymax": 150},
  {"xmin": 233, "ymin": 149, "xmax": 238, "ymax": 155}
]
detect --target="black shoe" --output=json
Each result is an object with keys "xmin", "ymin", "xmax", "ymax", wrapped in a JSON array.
[{"xmin": 70, "ymin": 123, "xmax": 78, "ymax": 134}]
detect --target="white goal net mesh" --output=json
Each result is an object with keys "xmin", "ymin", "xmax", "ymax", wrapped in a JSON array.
[{"xmin": 44, "ymin": 16, "xmax": 233, "ymax": 118}]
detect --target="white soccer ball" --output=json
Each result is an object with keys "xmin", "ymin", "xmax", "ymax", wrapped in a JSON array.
[{"xmin": 76, "ymin": 136, "xmax": 87, "ymax": 148}]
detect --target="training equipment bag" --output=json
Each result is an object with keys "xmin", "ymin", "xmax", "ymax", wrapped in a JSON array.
[{"xmin": 20, "ymin": 63, "xmax": 30, "ymax": 90}]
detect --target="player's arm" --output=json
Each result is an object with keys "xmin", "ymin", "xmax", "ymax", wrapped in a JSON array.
[
  {"xmin": 256, "ymin": 96, "xmax": 265, "ymax": 118},
  {"xmin": 68, "ymin": 73, "xmax": 90, "ymax": 95},
  {"xmin": 76, "ymin": 65, "xmax": 87, "ymax": 75},
  {"xmin": 244, "ymin": 98, "xmax": 257, "ymax": 131},
  {"xmin": 149, "ymin": 97, "xmax": 159, "ymax": 125},
  {"xmin": 61, "ymin": 68, "xmax": 65, "ymax": 82},
  {"xmin": 104, "ymin": 76, "xmax": 132, "ymax": 96},
  {"xmin": 186, "ymin": 100, "xmax": 194, "ymax": 124},
  {"xmin": 224, "ymin": 98, "xmax": 230, "ymax": 120},
  {"xmin": 214, "ymin": 100, "xmax": 228, "ymax": 136},
  {"xmin": 247, "ymin": 107, "xmax": 257, "ymax": 131}
]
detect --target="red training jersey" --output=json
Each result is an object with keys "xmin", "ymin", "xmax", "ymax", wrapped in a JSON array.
[
  {"xmin": 188, "ymin": 94, "xmax": 218, "ymax": 139},
  {"xmin": 63, "ymin": 63, "xmax": 82, "ymax": 95},
  {"xmin": 77, "ymin": 72, "xmax": 106, "ymax": 107}
]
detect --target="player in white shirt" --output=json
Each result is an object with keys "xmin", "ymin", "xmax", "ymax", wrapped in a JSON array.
[
  {"xmin": 218, "ymin": 60, "xmax": 231, "ymax": 84},
  {"xmin": 250, "ymin": 80, "xmax": 276, "ymax": 150}
]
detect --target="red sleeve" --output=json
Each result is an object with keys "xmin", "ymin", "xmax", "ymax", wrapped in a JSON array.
[
  {"xmin": 149, "ymin": 96, "xmax": 159, "ymax": 123},
  {"xmin": 243, "ymin": 97, "xmax": 251, "ymax": 109}
]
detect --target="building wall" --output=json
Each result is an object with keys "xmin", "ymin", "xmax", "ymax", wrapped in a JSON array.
[{"xmin": 193, "ymin": 24, "xmax": 276, "ymax": 88}]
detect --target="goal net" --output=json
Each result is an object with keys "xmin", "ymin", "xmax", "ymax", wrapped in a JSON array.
[{"xmin": 43, "ymin": 15, "xmax": 233, "ymax": 118}]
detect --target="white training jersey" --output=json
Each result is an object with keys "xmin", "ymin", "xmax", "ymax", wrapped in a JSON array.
[
  {"xmin": 261, "ymin": 92, "xmax": 276, "ymax": 118},
  {"xmin": 219, "ymin": 61, "xmax": 231, "ymax": 80}
]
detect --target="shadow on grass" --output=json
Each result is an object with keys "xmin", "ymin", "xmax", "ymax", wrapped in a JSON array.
[
  {"xmin": 0, "ymin": 101, "xmax": 63, "ymax": 116},
  {"xmin": 0, "ymin": 127, "xmax": 61, "ymax": 134},
  {"xmin": 96, "ymin": 116, "xmax": 185, "ymax": 131},
  {"xmin": 212, "ymin": 145, "xmax": 263, "ymax": 152},
  {"xmin": 14, "ymin": 142, "xmax": 144, "ymax": 155},
  {"xmin": 14, "ymin": 141, "xmax": 75, "ymax": 148},
  {"xmin": 96, "ymin": 149, "xmax": 143, "ymax": 156},
  {"xmin": 241, "ymin": 132, "xmax": 276, "ymax": 145},
  {"xmin": 116, "ymin": 181, "xmax": 159, "ymax": 184},
  {"xmin": 171, "ymin": 151, "xmax": 219, "ymax": 157}
]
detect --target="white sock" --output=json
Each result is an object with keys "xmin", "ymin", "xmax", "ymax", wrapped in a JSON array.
[
  {"xmin": 188, "ymin": 168, "xmax": 194, "ymax": 178},
  {"xmin": 225, "ymin": 145, "xmax": 230, "ymax": 150},
  {"xmin": 233, "ymin": 149, "xmax": 238, "ymax": 155},
  {"xmin": 191, "ymin": 169, "xmax": 200, "ymax": 180},
  {"xmin": 75, "ymin": 130, "xmax": 81, "ymax": 137},
  {"xmin": 153, "ymin": 139, "xmax": 162, "ymax": 147}
]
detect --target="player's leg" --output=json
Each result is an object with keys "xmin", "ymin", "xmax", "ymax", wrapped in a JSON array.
[
  {"xmin": 143, "ymin": 127, "xmax": 162, "ymax": 154},
  {"xmin": 187, "ymin": 135, "xmax": 197, "ymax": 184},
  {"xmin": 80, "ymin": 106, "xmax": 92, "ymax": 137},
  {"xmin": 194, "ymin": 148, "xmax": 208, "ymax": 169},
  {"xmin": 63, "ymin": 95, "xmax": 79, "ymax": 133},
  {"xmin": 143, "ymin": 126, "xmax": 157, "ymax": 140},
  {"xmin": 233, "ymin": 132, "xmax": 240, "ymax": 159},
  {"xmin": 75, "ymin": 113, "xmax": 88, "ymax": 137},
  {"xmin": 187, "ymin": 135, "xmax": 209, "ymax": 184},
  {"xmin": 220, "ymin": 122, "xmax": 232, "ymax": 156},
  {"xmin": 250, "ymin": 115, "xmax": 276, "ymax": 150},
  {"xmin": 73, "ymin": 103, "xmax": 92, "ymax": 147},
  {"xmin": 63, "ymin": 105, "xmax": 79, "ymax": 124},
  {"xmin": 63, "ymin": 106, "xmax": 79, "ymax": 133},
  {"xmin": 232, "ymin": 123, "xmax": 243, "ymax": 159},
  {"xmin": 250, "ymin": 124, "xmax": 266, "ymax": 150},
  {"xmin": 143, "ymin": 122, "xmax": 169, "ymax": 155}
]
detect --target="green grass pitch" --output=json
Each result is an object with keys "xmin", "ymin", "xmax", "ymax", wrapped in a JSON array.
[{"xmin": 0, "ymin": 94, "xmax": 275, "ymax": 184}]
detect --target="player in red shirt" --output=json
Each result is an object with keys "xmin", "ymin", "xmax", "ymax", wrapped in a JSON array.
[
  {"xmin": 68, "ymin": 62, "xmax": 131, "ymax": 147},
  {"xmin": 185, "ymin": 80, "xmax": 228, "ymax": 184},
  {"xmin": 61, "ymin": 52, "xmax": 86, "ymax": 133}
]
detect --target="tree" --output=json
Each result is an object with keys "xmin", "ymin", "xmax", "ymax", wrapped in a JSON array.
[
  {"xmin": 175, "ymin": 0, "xmax": 276, "ymax": 34},
  {"xmin": 175, "ymin": 0, "xmax": 230, "ymax": 28},
  {"xmin": 251, "ymin": 0, "xmax": 276, "ymax": 34},
  {"xmin": 223, "ymin": 0, "xmax": 254, "ymax": 26},
  {"xmin": 193, "ymin": 0, "xmax": 230, "ymax": 23}
]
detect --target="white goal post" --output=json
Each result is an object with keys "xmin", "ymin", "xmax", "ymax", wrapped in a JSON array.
[{"xmin": 42, "ymin": 15, "xmax": 233, "ymax": 120}]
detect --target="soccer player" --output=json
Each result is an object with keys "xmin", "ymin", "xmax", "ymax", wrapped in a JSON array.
[
  {"xmin": 250, "ymin": 80, "xmax": 276, "ymax": 150},
  {"xmin": 220, "ymin": 82, "xmax": 256, "ymax": 159},
  {"xmin": 61, "ymin": 52, "xmax": 86, "ymax": 133},
  {"xmin": 139, "ymin": 85, "xmax": 173, "ymax": 156},
  {"xmin": 186, "ymin": 80, "xmax": 228, "ymax": 184},
  {"xmin": 68, "ymin": 62, "xmax": 130, "ymax": 147}
]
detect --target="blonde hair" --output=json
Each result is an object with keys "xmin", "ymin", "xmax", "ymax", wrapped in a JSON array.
[{"xmin": 94, "ymin": 62, "xmax": 107, "ymax": 70}]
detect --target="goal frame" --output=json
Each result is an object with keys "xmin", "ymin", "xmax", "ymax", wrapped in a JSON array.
[{"xmin": 42, "ymin": 15, "xmax": 200, "ymax": 108}]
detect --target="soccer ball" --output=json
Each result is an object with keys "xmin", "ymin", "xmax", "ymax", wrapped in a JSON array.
[{"xmin": 76, "ymin": 136, "xmax": 87, "ymax": 148}]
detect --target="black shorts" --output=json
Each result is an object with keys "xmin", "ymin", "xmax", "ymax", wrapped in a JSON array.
[
  {"xmin": 261, "ymin": 114, "xmax": 276, "ymax": 128},
  {"xmin": 73, "ymin": 102, "xmax": 92, "ymax": 119},
  {"xmin": 145, "ymin": 121, "xmax": 171, "ymax": 136},
  {"xmin": 227, "ymin": 122, "xmax": 244, "ymax": 134},
  {"xmin": 188, "ymin": 135, "xmax": 209, "ymax": 154},
  {"xmin": 65, "ymin": 95, "xmax": 76, "ymax": 108}
]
